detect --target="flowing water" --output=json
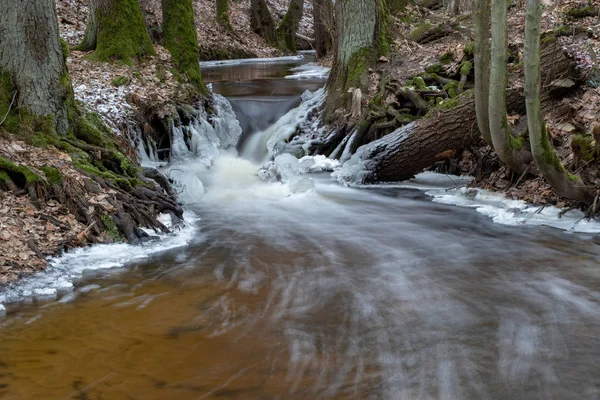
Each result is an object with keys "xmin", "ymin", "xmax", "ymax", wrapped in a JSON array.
[{"xmin": 2, "ymin": 55, "xmax": 600, "ymax": 400}]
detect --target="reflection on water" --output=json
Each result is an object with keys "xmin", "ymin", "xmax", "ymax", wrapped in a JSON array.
[{"xmin": 1, "ymin": 58, "xmax": 600, "ymax": 400}]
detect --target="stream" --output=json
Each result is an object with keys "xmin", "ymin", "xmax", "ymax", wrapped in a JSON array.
[{"xmin": 1, "ymin": 54, "xmax": 600, "ymax": 399}]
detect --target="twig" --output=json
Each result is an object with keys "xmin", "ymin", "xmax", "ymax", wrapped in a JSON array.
[
  {"xmin": 511, "ymin": 163, "xmax": 531, "ymax": 189},
  {"xmin": 0, "ymin": 90, "xmax": 17, "ymax": 126}
]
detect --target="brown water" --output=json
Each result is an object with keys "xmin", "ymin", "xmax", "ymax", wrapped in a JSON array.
[{"xmin": 2, "ymin": 57, "xmax": 600, "ymax": 400}]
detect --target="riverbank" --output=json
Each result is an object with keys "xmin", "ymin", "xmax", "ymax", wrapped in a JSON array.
[{"xmin": 314, "ymin": 1, "xmax": 600, "ymax": 208}]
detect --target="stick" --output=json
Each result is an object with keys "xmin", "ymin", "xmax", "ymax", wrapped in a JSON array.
[{"xmin": 0, "ymin": 91, "xmax": 17, "ymax": 126}]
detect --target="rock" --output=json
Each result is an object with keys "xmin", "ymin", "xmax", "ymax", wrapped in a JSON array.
[{"xmin": 378, "ymin": 56, "xmax": 390, "ymax": 63}]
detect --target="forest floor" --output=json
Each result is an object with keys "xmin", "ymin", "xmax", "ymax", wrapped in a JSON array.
[{"xmin": 364, "ymin": 0, "xmax": 600, "ymax": 206}]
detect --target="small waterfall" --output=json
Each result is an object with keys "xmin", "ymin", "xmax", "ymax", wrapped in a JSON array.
[{"xmin": 241, "ymin": 88, "xmax": 326, "ymax": 163}]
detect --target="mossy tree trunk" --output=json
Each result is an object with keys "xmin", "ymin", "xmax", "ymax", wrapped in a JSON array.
[
  {"xmin": 524, "ymin": 0, "xmax": 593, "ymax": 204},
  {"xmin": 0, "ymin": 0, "xmax": 71, "ymax": 134},
  {"xmin": 216, "ymin": 0, "xmax": 233, "ymax": 31},
  {"xmin": 489, "ymin": 0, "xmax": 531, "ymax": 174},
  {"xmin": 473, "ymin": 0, "xmax": 492, "ymax": 146},
  {"xmin": 250, "ymin": 0, "xmax": 278, "ymax": 45},
  {"xmin": 324, "ymin": 0, "xmax": 387, "ymax": 121},
  {"xmin": 276, "ymin": 0, "xmax": 305, "ymax": 53},
  {"xmin": 83, "ymin": 0, "xmax": 156, "ymax": 63},
  {"xmin": 313, "ymin": 0, "xmax": 333, "ymax": 58},
  {"xmin": 162, "ymin": 0, "xmax": 208, "ymax": 95}
]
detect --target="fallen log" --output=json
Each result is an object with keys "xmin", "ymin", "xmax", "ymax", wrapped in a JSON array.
[{"xmin": 335, "ymin": 90, "xmax": 526, "ymax": 183}]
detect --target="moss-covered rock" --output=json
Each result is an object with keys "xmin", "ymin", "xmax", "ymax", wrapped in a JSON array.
[
  {"xmin": 0, "ymin": 157, "xmax": 43, "ymax": 187},
  {"xmin": 40, "ymin": 166, "xmax": 63, "ymax": 185},
  {"xmin": 444, "ymin": 81, "xmax": 459, "ymax": 98},
  {"xmin": 460, "ymin": 60, "xmax": 472, "ymax": 76}
]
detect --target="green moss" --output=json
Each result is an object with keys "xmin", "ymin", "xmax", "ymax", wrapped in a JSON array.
[
  {"xmin": 426, "ymin": 64, "xmax": 442, "ymax": 74},
  {"xmin": 539, "ymin": 124, "xmax": 566, "ymax": 173},
  {"xmin": 509, "ymin": 133, "xmax": 526, "ymax": 151},
  {"xmin": 438, "ymin": 97, "xmax": 459, "ymax": 109},
  {"xmin": 439, "ymin": 51, "xmax": 454, "ymax": 65},
  {"xmin": 566, "ymin": 5, "xmax": 598, "ymax": 18},
  {"xmin": 410, "ymin": 77, "xmax": 428, "ymax": 90},
  {"xmin": 40, "ymin": 166, "xmax": 63, "ymax": 185},
  {"xmin": 345, "ymin": 47, "xmax": 374, "ymax": 91},
  {"xmin": 60, "ymin": 39, "xmax": 70, "ymax": 60},
  {"xmin": 444, "ymin": 81, "xmax": 459, "ymax": 98},
  {"xmin": 409, "ymin": 23, "xmax": 434, "ymax": 42},
  {"xmin": 163, "ymin": 0, "xmax": 208, "ymax": 95},
  {"xmin": 216, "ymin": 0, "xmax": 233, "ymax": 31},
  {"xmin": 111, "ymin": 76, "xmax": 130, "ymax": 87},
  {"xmin": 93, "ymin": 0, "xmax": 156, "ymax": 64},
  {"xmin": 571, "ymin": 134, "xmax": 594, "ymax": 161},
  {"xmin": 463, "ymin": 42, "xmax": 475, "ymax": 56},
  {"xmin": 0, "ymin": 157, "xmax": 43, "ymax": 185},
  {"xmin": 101, "ymin": 214, "xmax": 122, "ymax": 242},
  {"xmin": 73, "ymin": 111, "xmax": 114, "ymax": 148},
  {"xmin": 460, "ymin": 60, "xmax": 472, "ymax": 76}
]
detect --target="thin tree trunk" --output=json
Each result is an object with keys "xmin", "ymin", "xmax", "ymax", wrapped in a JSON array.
[
  {"xmin": 276, "ymin": 0, "xmax": 305, "ymax": 52},
  {"xmin": 0, "ymin": 0, "xmax": 71, "ymax": 134},
  {"xmin": 325, "ymin": 0, "xmax": 385, "ymax": 120},
  {"xmin": 524, "ymin": 0, "xmax": 593, "ymax": 204},
  {"xmin": 489, "ymin": 0, "xmax": 531, "ymax": 174},
  {"xmin": 216, "ymin": 0, "xmax": 233, "ymax": 31},
  {"xmin": 473, "ymin": 0, "xmax": 492, "ymax": 146},
  {"xmin": 313, "ymin": 0, "xmax": 333, "ymax": 58},
  {"xmin": 162, "ymin": 0, "xmax": 207, "ymax": 95},
  {"xmin": 250, "ymin": 0, "xmax": 277, "ymax": 45},
  {"xmin": 76, "ymin": 0, "xmax": 98, "ymax": 51}
]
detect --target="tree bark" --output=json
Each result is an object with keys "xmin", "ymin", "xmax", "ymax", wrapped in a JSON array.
[
  {"xmin": 77, "ymin": 0, "xmax": 98, "ymax": 51},
  {"xmin": 313, "ymin": 0, "xmax": 333, "ymax": 58},
  {"xmin": 524, "ymin": 0, "xmax": 593, "ymax": 204},
  {"xmin": 473, "ymin": 0, "xmax": 492, "ymax": 146},
  {"xmin": 276, "ymin": 0, "xmax": 305, "ymax": 52},
  {"xmin": 489, "ymin": 0, "xmax": 531, "ymax": 174},
  {"xmin": 325, "ymin": 0, "xmax": 386, "ymax": 120},
  {"xmin": 216, "ymin": 0, "xmax": 233, "ymax": 31},
  {"xmin": 250, "ymin": 0, "xmax": 277, "ymax": 45},
  {"xmin": 88, "ymin": 0, "xmax": 156, "ymax": 63},
  {"xmin": 0, "ymin": 0, "xmax": 71, "ymax": 134},
  {"xmin": 162, "ymin": 0, "xmax": 207, "ymax": 95},
  {"xmin": 336, "ymin": 90, "xmax": 527, "ymax": 183}
]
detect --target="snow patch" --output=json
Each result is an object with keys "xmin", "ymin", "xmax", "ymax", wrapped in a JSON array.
[{"xmin": 285, "ymin": 64, "xmax": 330, "ymax": 80}]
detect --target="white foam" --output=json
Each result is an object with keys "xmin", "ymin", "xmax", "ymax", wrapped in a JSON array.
[{"xmin": 0, "ymin": 211, "xmax": 200, "ymax": 309}]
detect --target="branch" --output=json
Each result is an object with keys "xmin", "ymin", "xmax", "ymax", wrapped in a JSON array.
[{"xmin": 0, "ymin": 90, "xmax": 17, "ymax": 126}]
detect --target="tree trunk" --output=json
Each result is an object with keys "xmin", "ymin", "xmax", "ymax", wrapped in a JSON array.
[
  {"xmin": 88, "ymin": 0, "xmax": 155, "ymax": 63},
  {"xmin": 0, "ymin": 0, "xmax": 71, "ymax": 134},
  {"xmin": 250, "ymin": 0, "xmax": 277, "ymax": 45},
  {"xmin": 313, "ymin": 0, "xmax": 333, "ymax": 58},
  {"xmin": 216, "ymin": 0, "xmax": 233, "ymax": 31},
  {"xmin": 524, "ymin": 0, "xmax": 593, "ymax": 204},
  {"xmin": 77, "ymin": 0, "xmax": 98, "ymax": 51},
  {"xmin": 473, "ymin": 0, "xmax": 492, "ymax": 146},
  {"xmin": 162, "ymin": 0, "xmax": 208, "ymax": 95},
  {"xmin": 324, "ymin": 0, "xmax": 386, "ymax": 121},
  {"xmin": 276, "ymin": 0, "xmax": 305, "ymax": 52},
  {"xmin": 335, "ymin": 91, "xmax": 524, "ymax": 183},
  {"xmin": 489, "ymin": 0, "xmax": 531, "ymax": 174}
]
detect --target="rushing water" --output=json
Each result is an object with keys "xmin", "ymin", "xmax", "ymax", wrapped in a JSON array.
[{"xmin": 2, "ymin": 56, "xmax": 600, "ymax": 400}]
